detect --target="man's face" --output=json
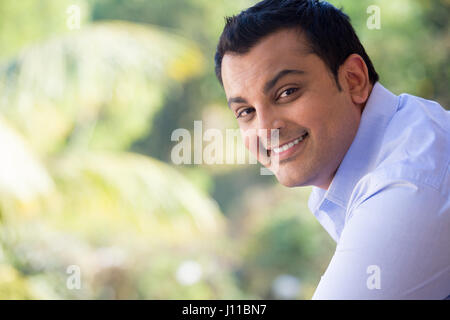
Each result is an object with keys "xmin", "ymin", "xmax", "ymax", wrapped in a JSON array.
[{"xmin": 221, "ymin": 28, "xmax": 363, "ymax": 188}]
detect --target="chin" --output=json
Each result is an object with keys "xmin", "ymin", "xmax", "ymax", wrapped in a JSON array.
[
  {"xmin": 274, "ymin": 171, "xmax": 306, "ymax": 188},
  {"xmin": 269, "ymin": 159, "xmax": 311, "ymax": 187},
  {"xmin": 278, "ymin": 180, "xmax": 300, "ymax": 188}
]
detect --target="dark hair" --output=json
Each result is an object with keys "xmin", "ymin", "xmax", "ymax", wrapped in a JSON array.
[{"xmin": 214, "ymin": 0, "xmax": 379, "ymax": 88}]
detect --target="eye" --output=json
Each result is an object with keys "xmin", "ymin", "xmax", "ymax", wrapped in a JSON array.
[
  {"xmin": 236, "ymin": 107, "xmax": 255, "ymax": 119},
  {"xmin": 278, "ymin": 87, "xmax": 298, "ymax": 99}
]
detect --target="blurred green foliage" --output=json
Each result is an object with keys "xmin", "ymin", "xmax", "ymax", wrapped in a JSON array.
[{"xmin": 0, "ymin": 0, "xmax": 448, "ymax": 299}]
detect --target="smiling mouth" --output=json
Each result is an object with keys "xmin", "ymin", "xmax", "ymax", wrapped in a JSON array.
[{"xmin": 267, "ymin": 132, "xmax": 309, "ymax": 158}]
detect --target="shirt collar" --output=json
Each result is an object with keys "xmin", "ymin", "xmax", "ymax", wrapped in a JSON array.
[{"xmin": 308, "ymin": 82, "xmax": 400, "ymax": 213}]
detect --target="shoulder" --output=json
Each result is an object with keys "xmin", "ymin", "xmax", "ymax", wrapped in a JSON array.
[
  {"xmin": 347, "ymin": 137, "xmax": 450, "ymax": 223},
  {"xmin": 320, "ymin": 171, "xmax": 450, "ymax": 299},
  {"xmin": 380, "ymin": 93, "xmax": 450, "ymax": 162},
  {"xmin": 347, "ymin": 162, "xmax": 449, "ymax": 221},
  {"xmin": 365, "ymin": 92, "xmax": 450, "ymax": 198}
]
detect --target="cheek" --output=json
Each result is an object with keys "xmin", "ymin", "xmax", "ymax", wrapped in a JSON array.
[
  {"xmin": 311, "ymin": 107, "xmax": 357, "ymax": 159},
  {"xmin": 290, "ymin": 100, "xmax": 344, "ymax": 156},
  {"xmin": 241, "ymin": 129, "xmax": 259, "ymax": 158},
  {"xmin": 240, "ymin": 128, "xmax": 252, "ymax": 148},
  {"xmin": 288, "ymin": 93, "xmax": 329, "ymax": 122},
  {"xmin": 240, "ymin": 129, "xmax": 271, "ymax": 166},
  {"xmin": 299, "ymin": 92, "xmax": 344, "ymax": 128}
]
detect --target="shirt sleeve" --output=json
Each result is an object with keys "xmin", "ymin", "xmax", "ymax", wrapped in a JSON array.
[{"xmin": 312, "ymin": 179, "xmax": 450, "ymax": 300}]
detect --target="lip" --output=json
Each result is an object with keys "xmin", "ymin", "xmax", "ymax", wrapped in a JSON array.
[{"xmin": 269, "ymin": 132, "xmax": 308, "ymax": 162}]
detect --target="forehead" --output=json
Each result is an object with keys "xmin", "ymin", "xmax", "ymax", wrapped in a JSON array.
[{"xmin": 221, "ymin": 28, "xmax": 313, "ymax": 94}]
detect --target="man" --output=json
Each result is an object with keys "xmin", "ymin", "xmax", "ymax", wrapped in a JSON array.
[{"xmin": 214, "ymin": 0, "xmax": 450, "ymax": 299}]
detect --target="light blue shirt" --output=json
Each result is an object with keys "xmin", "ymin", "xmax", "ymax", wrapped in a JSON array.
[{"xmin": 308, "ymin": 82, "xmax": 450, "ymax": 299}]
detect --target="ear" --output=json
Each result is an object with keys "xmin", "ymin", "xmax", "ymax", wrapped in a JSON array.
[{"xmin": 339, "ymin": 54, "xmax": 372, "ymax": 105}]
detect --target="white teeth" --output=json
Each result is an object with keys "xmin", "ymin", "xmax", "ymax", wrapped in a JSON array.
[{"xmin": 272, "ymin": 133, "xmax": 307, "ymax": 154}]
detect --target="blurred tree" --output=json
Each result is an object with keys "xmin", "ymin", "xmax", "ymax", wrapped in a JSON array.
[
  {"xmin": 227, "ymin": 185, "xmax": 335, "ymax": 299},
  {"xmin": 0, "ymin": 0, "xmax": 89, "ymax": 61},
  {"xmin": 0, "ymin": 21, "xmax": 204, "ymax": 155},
  {"xmin": 0, "ymin": 2, "xmax": 241, "ymax": 299},
  {"xmin": 0, "ymin": 148, "xmax": 235, "ymax": 299},
  {"xmin": 332, "ymin": 0, "xmax": 449, "ymax": 107}
]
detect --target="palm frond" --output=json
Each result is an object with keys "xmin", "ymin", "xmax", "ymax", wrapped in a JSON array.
[{"xmin": 0, "ymin": 21, "xmax": 204, "ymax": 154}]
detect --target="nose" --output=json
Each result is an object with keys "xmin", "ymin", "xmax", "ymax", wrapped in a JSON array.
[{"xmin": 256, "ymin": 106, "xmax": 284, "ymax": 147}]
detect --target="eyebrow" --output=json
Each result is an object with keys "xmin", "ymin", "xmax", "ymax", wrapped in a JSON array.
[
  {"xmin": 227, "ymin": 96, "xmax": 248, "ymax": 108},
  {"xmin": 263, "ymin": 69, "xmax": 305, "ymax": 94},
  {"xmin": 227, "ymin": 69, "xmax": 305, "ymax": 108}
]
